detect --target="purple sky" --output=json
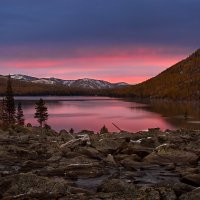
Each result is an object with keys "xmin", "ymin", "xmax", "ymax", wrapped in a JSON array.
[{"xmin": 0, "ymin": 0, "xmax": 199, "ymax": 83}]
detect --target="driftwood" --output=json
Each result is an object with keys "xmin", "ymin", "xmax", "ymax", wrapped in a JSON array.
[
  {"xmin": 112, "ymin": 123, "xmax": 123, "ymax": 132},
  {"xmin": 59, "ymin": 134, "xmax": 90, "ymax": 149}
]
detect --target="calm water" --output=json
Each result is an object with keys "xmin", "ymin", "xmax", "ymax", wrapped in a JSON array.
[{"xmin": 14, "ymin": 96, "xmax": 200, "ymax": 132}]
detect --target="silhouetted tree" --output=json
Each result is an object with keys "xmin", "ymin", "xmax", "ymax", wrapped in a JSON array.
[
  {"xmin": 5, "ymin": 75, "xmax": 15, "ymax": 124},
  {"xmin": 69, "ymin": 128, "xmax": 74, "ymax": 134},
  {"xmin": 100, "ymin": 125, "xmax": 108, "ymax": 134},
  {"xmin": 16, "ymin": 102, "xmax": 25, "ymax": 126},
  {"xmin": 34, "ymin": 98, "xmax": 48, "ymax": 128}
]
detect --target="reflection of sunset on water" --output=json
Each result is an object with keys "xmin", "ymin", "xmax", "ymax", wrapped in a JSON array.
[{"xmin": 15, "ymin": 97, "xmax": 176, "ymax": 132}]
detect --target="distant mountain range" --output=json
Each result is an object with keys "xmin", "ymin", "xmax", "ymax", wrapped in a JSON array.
[{"xmin": 10, "ymin": 74, "xmax": 128, "ymax": 89}]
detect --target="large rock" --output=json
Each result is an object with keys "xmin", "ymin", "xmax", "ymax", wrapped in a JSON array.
[
  {"xmin": 172, "ymin": 182, "xmax": 195, "ymax": 197},
  {"xmin": 1, "ymin": 172, "xmax": 70, "ymax": 199},
  {"xmin": 121, "ymin": 143, "xmax": 152, "ymax": 158},
  {"xmin": 37, "ymin": 162, "xmax": 107, "ymax": 179},
  {"xmin": 98, "ymin": 178, "xmax": 136, "ymax": 193},
  {"xmin": 144, "ymin": 144, "xmax": 198, "ymax": 165},
  {"xmin": 114, "ymin": 154, "xmax": 141, "ymax": 162},
  {"xmin": 103, "ymin": 154, "xmax": 117, "ymax": 166},
  {"xmin": 180, "ymin": 188, "xmax": 200, "ymax": 200},
  {"xmin": 74, "ymin": 146, "xmax": 102, "ymax": 160},
  {"xmin": 59, "ymin": 129, "xmax": 74, "ymax": 142},
  {"xmin": 91, "ymin": 138, "xmax": 122, "ymax": 154},
  {"xmin": 181, "ymin": 174, "xmax": 200, "ymax": 187},
  {"xmin": 136, "ymin": 187, "xmax": 177, "ymax": 200}
]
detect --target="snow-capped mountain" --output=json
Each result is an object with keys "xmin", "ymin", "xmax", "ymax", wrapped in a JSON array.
[
  {"xmin": 10, "ymin": 74, "xmax": 128, "ymax": 89},
  {"xmin": 11, "ymin": 74, "xmax": 38, "ymax": 82}
]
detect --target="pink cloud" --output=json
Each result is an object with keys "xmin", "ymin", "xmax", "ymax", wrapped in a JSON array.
[{"xmin": 0, "ymin": 45, "xmax": 189, "ymax": 83}]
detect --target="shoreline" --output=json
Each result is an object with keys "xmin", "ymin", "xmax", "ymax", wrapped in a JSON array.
[{"xmin": 0, "ymin": 126, "xmax": 200, "ymax": 199}]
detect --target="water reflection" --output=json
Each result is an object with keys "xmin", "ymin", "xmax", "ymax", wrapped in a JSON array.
[
  {"xmin": 146, "ymin": 100, "xmax": 200, "ymax": 130},
  {"xmin": 12, "ymin": 96, "xmax": 200, "ymax": 132}
]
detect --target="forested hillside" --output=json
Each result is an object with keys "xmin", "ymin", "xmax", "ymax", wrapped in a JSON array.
[{"xmin": 104, "ymin": 49, "xmax": 200, "ymax": 100}]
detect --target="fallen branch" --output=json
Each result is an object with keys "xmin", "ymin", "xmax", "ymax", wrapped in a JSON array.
[{"xmin": 112, "ymin": 123, "xmax": 123, "ymax": 132}]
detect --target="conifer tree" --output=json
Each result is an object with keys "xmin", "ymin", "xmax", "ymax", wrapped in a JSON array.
[
  {"xmin": 5, "ymin": 75, "xmax": 15, "ymax": 124},
  {"xmin": 16, "ymin": 102, "xmax": 25, "ymax": 126},
  {"xmin": 34, "ymin": 98, "xmax": 48, "ymax": 128}
]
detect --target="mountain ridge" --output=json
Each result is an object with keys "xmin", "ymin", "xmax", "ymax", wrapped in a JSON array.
[{"xmin": 10, "ymin": 74, "xmax": 129, "ymax": 89}]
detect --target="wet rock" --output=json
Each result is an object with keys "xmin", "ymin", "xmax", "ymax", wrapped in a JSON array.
[
  {"xmin": 1, "ymin": 172, "xmax": 70, "ymax": 199},
  {"xmin": 181, "ymin": 174, "xmax": 200, "ymax": 187},
  {"xmin": 60, "ymin": 136, "xmax": 90, "ymax": 152},
  {"xmin": 114, "ymin": 153, "xmax": 141, "ymax": 162},
  {"xmin": 65, "ymin": 163, "xmax": 107, "ymax": 178},
  {"xmin": 21, "ymin": 160, "xmax": 47, "ymax": 171},
  {"xmin": 98, "ymin": 178, "xmax": 136, "ymax": 193},
  {"xmin": 136, "ymin": 187, "xmax": 176, "ymax": 200},
  {"xmin": 180, "ymin": 188, "xmax": 200, "ymax": 200},
  {"xmin": 103, "ymin": 154, "xmax": 117, "ymax": 166},
  {"xmin": 47, "ymin": 154, "xmax": 62, "ymax": 163},
  {"xmin": 38, "ymin": 163, "xmax": 107, "ymax": 179},
  {"xmin": 172, "ymin": 182, "xmax": 195, "ymax": 197},
  {"xmin": 59, "ymin": 129, "xmax": 74, "ymax": 142},
  {"xmin": 140, "ymin": 137, "xmax": 157, "ymax": 148},
  {"xmin": 121, "ymin": 144, "xmax": 152, "ymax": 158},
  {"xmin": 91, "ymin": 138, "xmax": 122, "ymax": 155},
  {"xmin": 74, "ymin": 146, "xmax": 102, "ymax": 160},
  {"xmin": 165, "ymin": 163, "xmax": 176, "ymax": 171},
  {"xmin": 145, "ymin": 144, "xmax": 198, "ymax": 165},
  {"xmin": 120, "ymin": 158, "xmax": 140, "ymax": 170},
  {"xmin": 7, "ymin": 146, "xmax": 38, "ymax": 160},
  {"xmin": 68, "ymin": 186, "xmax": 94, "ymax": 195},
  {"xmin": 180, "ymin": 167, "xmax": 199, "ymax": 176}
]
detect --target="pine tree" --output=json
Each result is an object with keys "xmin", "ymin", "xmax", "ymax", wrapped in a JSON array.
[
  {"xmin": 100, "ymin": 125, "xmax": 108, "ymax": 134},
  {"xmin": 16, "ymin": 102, "xmax": 25, "ymax": 126},
  {"xmin": 5, "ymin": 75, "xmax": 16, "ymax": 124},
  {"xmin": 34, "ymin": 98, "xmax": 48, "ymax": 128}
]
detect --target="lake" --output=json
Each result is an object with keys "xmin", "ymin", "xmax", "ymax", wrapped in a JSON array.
[{"xmin": 14, "ymin": 96, "xmax": 200, "ymax": 132}]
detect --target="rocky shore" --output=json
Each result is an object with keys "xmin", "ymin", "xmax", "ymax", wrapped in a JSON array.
[{"xmin": 0, "ymin": 126, "xmax": 200, "ymax": 200}]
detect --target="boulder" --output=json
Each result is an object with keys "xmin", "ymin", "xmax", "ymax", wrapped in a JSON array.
[
  {"xmin": 114, "ymin": 154, "xmax": 141, "ymax": 162},
  {"xmin": 181, "ymin": 174, "xmax": 200, "ymax": 187},
  {"xmin": 74, "ymin": 146, "xmax": 102, "ymax": 160},
  {"xmin": 103, "ymin": 154, "xmax": 117, "ymax": 166},
  {"xmin": 136, "ymin": 187, "xmax": 176, "ymax": 200},
  {"xmin": 121, "ymin": 144, "xmax": 152, "ymax": 158},
  {"xmin": 98, "ymin": 178, "xmax": 136, "ymax": 193},
  {"xmin": 180, "ymin": 188, "xmax": 200, "ymax": 200},
  {"xmin": 144, "ymin": 144, "xmax": 198, "ymax": 165},
  {"xmin": 59, "ymin": 129, "xmax": 74, "ymax": 142},
  {"xmin": 38, "ymin": 163, "xmax": 107, "ymax": 179},
  {"xmin": 60, "ymin": 135, "xmax": 90, "ymax": 152},
  {"xmin": 1, "ymin": 172, "xmax": 69, "ymax": 199},
  {"xmin": 91, "ymin": 138, "xmax": 122, "ymax": 154},
  {"xmin": 172, "ymin": 182, "xmax": 195, "ymax": 197}
]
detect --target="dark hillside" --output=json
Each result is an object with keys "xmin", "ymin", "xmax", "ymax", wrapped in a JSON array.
[{"xmin": 105, "ymin": 49, "xmax": 200, "ymax": 100}]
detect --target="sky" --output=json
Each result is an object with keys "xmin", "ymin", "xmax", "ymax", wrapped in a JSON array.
[{"xmin": 0, "ymin": 0, "xmax": 200, "ymax": 84}]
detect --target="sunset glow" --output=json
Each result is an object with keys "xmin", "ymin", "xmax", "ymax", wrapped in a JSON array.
[
  {"xmin": 0, "ymin": 46, "xmax": 190, "ymax": 83},
  {"xmin": 0, "ymin": 0, "xmax": 199, "ymax": 83}
]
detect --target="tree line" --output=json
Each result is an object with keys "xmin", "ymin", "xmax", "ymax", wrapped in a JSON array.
[{"xmin": 0, "ymin": 75, "xmax": 49, "ymax": 129}]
